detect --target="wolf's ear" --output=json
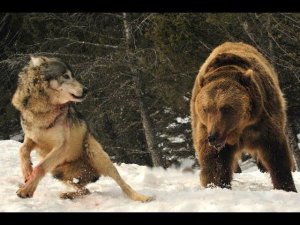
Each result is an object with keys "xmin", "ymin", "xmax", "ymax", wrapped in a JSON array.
[{"xmin": 30, "ymin": 55, "xmax": 46, "ymax": 67}]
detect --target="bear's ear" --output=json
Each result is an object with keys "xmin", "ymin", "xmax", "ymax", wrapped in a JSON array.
[
  {"xmin": 29, "ymin": 55, "xmax": 47, "ymax": 67},
  {"xmin": 239, "ymin": 69, "xmax": 254, "ymax": 86},
  {"xmin": 244, "ymin": 69, "xmax": 254, "ymax": 79},
  {"xmin": 198, "ymin": 76, "xmax": 205, "ymax": 88}
]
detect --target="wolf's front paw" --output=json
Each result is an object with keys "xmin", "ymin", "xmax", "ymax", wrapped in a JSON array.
[{"xmin": 16, "ymin": 185, "xmax": 35, "ymax": 198}]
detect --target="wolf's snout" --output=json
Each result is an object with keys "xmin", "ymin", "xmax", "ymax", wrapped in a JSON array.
[
  {"xmin": 82, "ymin": 86, "xmax": 89, "ymax": 97},
  {"xmin": 69, "ymin": 85, "xmax": 88, "ymax": 102}
]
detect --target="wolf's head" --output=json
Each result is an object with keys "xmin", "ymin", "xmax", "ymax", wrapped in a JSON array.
[{"xmin": 29, "ymin": 56, "xmax": 88, "ymax": 105}]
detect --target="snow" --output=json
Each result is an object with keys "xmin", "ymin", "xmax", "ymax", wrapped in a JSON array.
[
  {"xmin": 166, "ymin": 123, "xmax": 178, "ymax": 129},
  {"xmin": 166, "ymin": 117, "xmax": 190, "ymax": 129},
  {"xmin": 163, "ymin": 107, "xmax": 172, "ymax": 114},
  {"xmin": 9, "ymin": 133, "xmax": 23, "ymax": 142},
  {"xmin": 1, "ymin": 140, "xmax": 300, "ymax": 212},
  {"xmin": 183, "ymin": 96, "xmax": 189, "ymax": 102},
  {"xmin": 167, "ymin": 135, "xmax": 186, "ymax": 143},
  {"xmin": 175, "ymin": 117, "xmax": 190, "ymax": 124}
]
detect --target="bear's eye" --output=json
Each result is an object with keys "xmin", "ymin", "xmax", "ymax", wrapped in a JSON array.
[
  {"xmin": 220, "ymin": 105, "xmax": 232, "ymax": 114},
  {"xmin": 62, "ymin": 73, "xmax": 70, "ymax": 79},
  {"xmin": 202, "ymin": 108, "xmax": 208, "ymax": 114}
]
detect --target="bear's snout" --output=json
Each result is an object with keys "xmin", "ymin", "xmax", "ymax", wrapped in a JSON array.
[
  {"xmin": 208, "ymin": 132, "xmax": 219, "ymax": 145},
  {"xmin": 207, "ymin": 131, "xmax": 226, "ymax": 150}
]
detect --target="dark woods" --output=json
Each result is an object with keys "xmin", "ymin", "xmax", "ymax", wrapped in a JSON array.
[{"xmin": 0, "ymin": 13, "xmax": 299, "ymax": 168}]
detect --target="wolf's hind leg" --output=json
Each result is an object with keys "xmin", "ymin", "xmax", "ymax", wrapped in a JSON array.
[{"xmin": 86, "ymin": 134, "xmax": 153, "ymax": 202}]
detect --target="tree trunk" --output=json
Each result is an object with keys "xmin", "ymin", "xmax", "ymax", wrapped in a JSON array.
[
  {"xmin": 133, "ymin": 75, "xmax": 164, "ymax": 167},
  {"xmin": 287, "ymin": 121, "xmax": 300, "ymax": 171},
  {"xmin": 122, "ymin": 13, "xmax": 164, "ymax": 167}
]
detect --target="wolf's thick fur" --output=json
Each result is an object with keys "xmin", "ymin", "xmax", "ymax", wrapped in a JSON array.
[
  {"xmin": 191, "ymin": 42, "xmax": 296, "ymax": 192},
  {"xmin": 12, "ymin": 56, "xmax": 153, "ymax": 201}
]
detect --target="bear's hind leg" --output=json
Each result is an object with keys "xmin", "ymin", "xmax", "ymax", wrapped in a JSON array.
[{"xmin": 258, "ymin": 135, "xmax": 297, "ymax": 192}]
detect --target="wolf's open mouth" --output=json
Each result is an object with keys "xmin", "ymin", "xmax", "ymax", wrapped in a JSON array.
[{"xmin": 71, "ymin": 94, "xmax": 84, "ymax": 99}]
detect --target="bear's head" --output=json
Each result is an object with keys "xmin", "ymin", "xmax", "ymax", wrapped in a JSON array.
[{"xmin": 195, "ymin": 68, "xmax": 255, "ymax": 150}]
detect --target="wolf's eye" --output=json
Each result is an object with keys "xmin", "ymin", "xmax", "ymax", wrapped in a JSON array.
[
  {"xmin": 62, "ymin": 74, "xmax": 69, "ymax": 79},
  {"xmin": 62, "ymin": 73, "xmax": 70, "ymax": 79}
]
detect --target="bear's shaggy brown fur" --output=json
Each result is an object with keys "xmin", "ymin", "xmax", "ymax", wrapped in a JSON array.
[{"xmin": 191, "ymin": 42, "xmax": 296, "ymax": 192}]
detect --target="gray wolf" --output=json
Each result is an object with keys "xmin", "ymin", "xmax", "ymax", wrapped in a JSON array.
[{"xmin": 12, "ymin": 56, "xmax": 153, "ymax": 201}]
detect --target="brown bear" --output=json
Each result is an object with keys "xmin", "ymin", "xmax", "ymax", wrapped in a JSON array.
[{"xmin": 190, "ymin": 42, "xmax": 297, "ymax": 192}]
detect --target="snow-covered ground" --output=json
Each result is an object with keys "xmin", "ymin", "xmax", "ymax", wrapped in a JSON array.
[{"xmin": 1, "ymin": 140, "xmax": 300, "ymax": 212}]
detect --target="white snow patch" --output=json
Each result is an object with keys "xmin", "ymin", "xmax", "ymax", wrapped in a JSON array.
[
  {"xmin": 297, "ymin": 133, "xmax": 300, "ymax": 140},
  {"xmin": 178, "ymin": 157, "xmax": 195, "ymax": 169},
  {"xmin": 165, "ymin": 117, "xmax": 190, "ymax": 129},
  {"xmin": 175, "ymin": 117, "xmax": 190, "ymax": 124},
  {"xmin": 10, "ymin": 133, "xmax": 23, "ymax": 142},
  {"xmin": 166, "ymin": 123, "xmax": 178, "ymax": 129},
  {"xmin": 72, "ymin": 178, "xmax": 79, "ymax": 184},
  {"xmin": 1, "ymin": 140, "xmax": 300, "ymax": 212},
  {"xmin": 159, "ymin": 134, "xmax": 167, "ymax": 138},
  {"xmin": 158, "ymin": 143, "xmax": 164, "ymax": 147},
  {"xmin": 163, "ymin": 107, "xmax": 172, "ymax": 114},
  {"xmin": 183, "ymin": 96, "xmax": 189, "ymax": 102},
  {"xmin": 240, "ymin": 158, "xmax": 258, "ymax": 172},
  {"xmin": 167, "ymin": 135, "xmax": 185, "ymax": 143}
]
